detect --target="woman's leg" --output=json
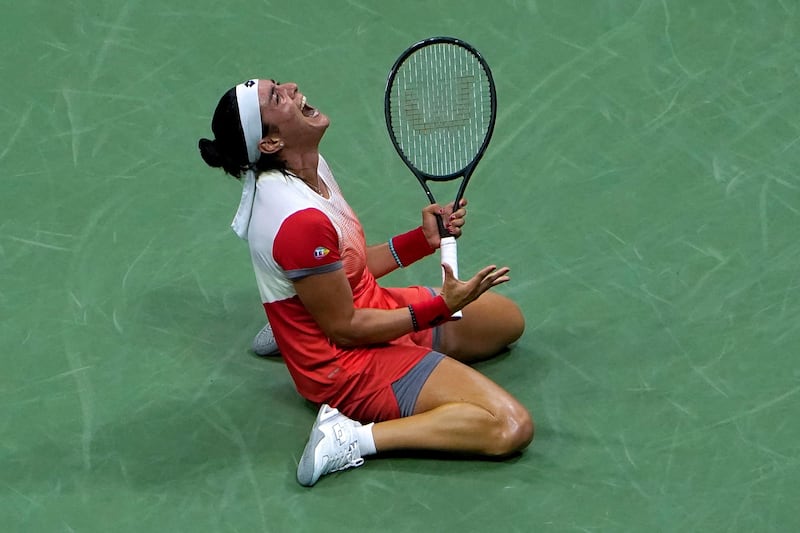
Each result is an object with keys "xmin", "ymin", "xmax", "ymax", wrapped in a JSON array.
[
  {"xmin": 372, "ymin": 356, "xmax": 533, "ymax": 455},
  {"xmin": 296, "ymin": 293, "xmax": 529, "ymax": 486},
  {"xmin": 438, "ymin": 291, "xmax": 525, "ymax": 363},
  {"xmin": 297, "ymin": 356, "xmax": 533, "ymax": 486}
]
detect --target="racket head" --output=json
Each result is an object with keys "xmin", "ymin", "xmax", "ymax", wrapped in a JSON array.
[{"xmin": 384, "ymin": 36, "xmax": 497, "ymax": 183}]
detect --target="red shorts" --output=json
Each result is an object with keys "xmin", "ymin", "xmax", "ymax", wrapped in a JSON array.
[{"xmin": 325, "ymin": 286, "xmax": 443, "ymax": 423}]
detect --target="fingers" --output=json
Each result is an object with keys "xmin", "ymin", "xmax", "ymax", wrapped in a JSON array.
[
  {"xmin": 444, "ymin": 200, "xmax": 467, "ymax": 236},
  {"xmin": 456, "ymin": 264, "xmax": 511, "ymax": 286},
  {"xmin": 446, "ymin": 221, "xmax": 463, "ymax": 237},
  {"xmin": 440, "ymin": 263, "xmax": 511, "ymax": 312},
  {"xmin": 441, "ymin": 261, "xmax": 456, "ymax": 281},
  {"xmin": 447, "ymin": 204, "xmax": 467, "ymax": 221},
  {"xmin": 447, "ymin": 210, "xmax": 466, "ymax": 233},
  {"xmin": 423, "ymin": 201, "xmax": 468, "ymax": 238},
  {"xmin": 475, "ymin": 265, "xmax": 510, "ymax": 289},
  {"xmin": 462, "ymin": 265, "xmax": 511, "ymax": 294},
  {"xmin": 426, "ymin": 199, "xmax": 468, "ymax": 217},
  {"xmin": 482, "ymin": 267, "xmax": 511, "ymax": 288},
  {"xmin": 423, "ymin": 203, "xmax": 442, "ymax": 216}
]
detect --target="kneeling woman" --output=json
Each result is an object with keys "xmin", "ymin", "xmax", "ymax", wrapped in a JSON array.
[{"xmin": 198, "ymin": 79, "xmax": 533, "ymax": 487}]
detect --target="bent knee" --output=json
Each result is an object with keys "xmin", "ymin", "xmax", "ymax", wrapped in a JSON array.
[
  {"xmin": 485, "ymin": 405, "xmax": 534, "ymax": 456},
  {"xmin": 488, "ymin": 293, "xmax": 525, "ymax": 346},
  {"xmin": 504, "ymin": 304, "xmax": 525, "ymax": 345}
]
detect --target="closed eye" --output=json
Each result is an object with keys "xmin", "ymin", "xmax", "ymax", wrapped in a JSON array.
[{"xmin": 270, "ymin": 81, "xmax": 283, "ymax": 105}]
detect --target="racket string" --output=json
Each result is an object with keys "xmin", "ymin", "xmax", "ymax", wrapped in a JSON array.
[{"xmin": 390, "ymin": 42, "xmax": 494, "ymax": 177}]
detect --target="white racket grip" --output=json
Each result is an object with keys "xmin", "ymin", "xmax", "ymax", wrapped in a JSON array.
[{"xmin": 439, "ymin": 236, "xmax": 463, "ymax": 319}]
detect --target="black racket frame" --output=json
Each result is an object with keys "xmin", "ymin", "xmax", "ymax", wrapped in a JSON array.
[{"xmin": 384, "ymin": 36, "xmax": 497, "ymax": 236}]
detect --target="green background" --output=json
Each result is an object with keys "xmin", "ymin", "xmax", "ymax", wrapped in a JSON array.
[{"xmin": 2, "ymin": 0, "xmax": 798, "ymax": 531}]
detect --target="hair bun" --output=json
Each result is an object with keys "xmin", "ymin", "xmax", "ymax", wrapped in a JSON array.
[{"xmin": 198, "ymin": 138, "xmax": 223, "ymax": 168}]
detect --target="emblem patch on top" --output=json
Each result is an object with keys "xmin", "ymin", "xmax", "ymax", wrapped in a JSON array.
[{"xmin": 314, "ymin": 247, "xmax": 330, "ymax": 260}]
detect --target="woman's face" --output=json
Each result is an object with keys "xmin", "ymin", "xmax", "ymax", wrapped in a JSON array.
[{"xmin": 257, "ymin": 79, "xmax": 329, "ymax": 150}]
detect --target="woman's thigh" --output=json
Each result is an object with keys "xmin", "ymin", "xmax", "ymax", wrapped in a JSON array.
[
  {"xmin": 413, "ymin": 355, "xmax": 528, "ymax": 417},
  {"xmin": 438, "ymin": 291, "xmax": 525, "ymax": 362}
]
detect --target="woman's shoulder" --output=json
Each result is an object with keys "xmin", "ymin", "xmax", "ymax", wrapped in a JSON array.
[
  {"xmin": 255, "ymin": 171, "xmax": 315, "ymax": 210},
  {"xmin": 318, "ymin": 155, "xmax": 337, "ymax": 182}
]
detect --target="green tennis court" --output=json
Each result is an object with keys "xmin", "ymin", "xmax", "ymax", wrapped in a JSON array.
[{"xmin": 2, "ymin": 1, "xmax": 798, "ymax": 531}]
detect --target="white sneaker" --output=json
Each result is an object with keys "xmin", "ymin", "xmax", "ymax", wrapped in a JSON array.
[
  {"xmin": 251, "ymin": 322, "xmax": 279, "ymax": 356},
  {"xmin": 296, "ymin": 404, "xmax": 365, "ymax": 487}
]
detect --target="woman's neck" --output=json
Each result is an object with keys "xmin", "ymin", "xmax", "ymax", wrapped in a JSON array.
[
  {"xmin": 282, "ymin": 150, "xmax": 326, "ymax": 196},
  {"xmin": 284, "ymin": 151, "xmax": 319, "ymax": 183}
]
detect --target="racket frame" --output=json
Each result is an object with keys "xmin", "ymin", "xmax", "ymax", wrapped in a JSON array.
[{"xmin": 384, "ymin": 35, "xmax": 498, "ymax": 233}]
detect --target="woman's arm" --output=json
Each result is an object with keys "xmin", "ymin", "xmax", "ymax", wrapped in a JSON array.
[
  {"xmin": 294, "ymin": 267, "xmax": 416, "ymax": 346},
  {"xmin": 365, "ymin": 242, "xmax": 404, "ymax": 279},
  {"xmin": 365, "ymin": 200, "xmax": 467, "ymax": 279},
  {"xmin": 293, "ymin": 259, "xmax": 510, "ymax": 348}
]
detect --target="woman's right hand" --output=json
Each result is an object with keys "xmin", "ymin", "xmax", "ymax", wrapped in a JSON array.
[
  {"xmin": 421, "ymin": 199, "xmax": 468, "ymax": 249},
  {"xmin": 439, "ymin": 263, "xmax": 511, "ymax": 312}
]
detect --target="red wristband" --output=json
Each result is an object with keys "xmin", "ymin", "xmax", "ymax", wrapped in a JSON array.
[
  {"xmin": 389, "ymin": 227, "xmax": 434, "ymax": 268},
  {"xmin": 408, "ymin": 295, "xmax": 452, "ymax": 331}
]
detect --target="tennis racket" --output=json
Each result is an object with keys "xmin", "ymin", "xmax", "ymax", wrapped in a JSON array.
[{"xmin": 385, "ymin": 36, "xmax": 497, "ymax": 318}]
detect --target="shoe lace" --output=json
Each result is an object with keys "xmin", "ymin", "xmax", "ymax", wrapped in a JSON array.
[{"xmin": 324, "ymin": 441, "xmax": 364, "ymax": 474}]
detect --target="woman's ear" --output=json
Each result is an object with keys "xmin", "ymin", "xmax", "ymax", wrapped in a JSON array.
[{"xmin": 259, "ymin": 137, "xmax": 284, "ymax": 155}]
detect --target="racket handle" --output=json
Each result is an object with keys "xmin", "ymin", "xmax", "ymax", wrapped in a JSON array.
[{"xmin": 439, "ymin": 236, "xmax": 463, "ymax": 319}]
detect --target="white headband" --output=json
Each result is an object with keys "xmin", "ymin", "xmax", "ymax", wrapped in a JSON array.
[
  {"xmin": 235, "ymin": 80, "xmax": 262, "ymax": 164},
  {"xmin": 231, "ymin": 79, "xmax": 262, "ymax": 240}
]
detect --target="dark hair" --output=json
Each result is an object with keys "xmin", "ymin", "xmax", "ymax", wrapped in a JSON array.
[{"xmin": 198, "ymin": 87, "xmax": 287, "ymax": 179}]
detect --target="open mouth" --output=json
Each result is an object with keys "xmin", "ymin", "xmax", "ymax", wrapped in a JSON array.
[{"xmin": 300, "ymin": 95, "xmax": 319, "ymax": 118}]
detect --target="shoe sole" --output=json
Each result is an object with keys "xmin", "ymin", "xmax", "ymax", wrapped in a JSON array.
[
  {"xmin": 296, "ymin": 407, "xmax": 338, "ymax": 487},
  {"xmin": 297, "ymin": 425, "xmax": 326, "ymax": 487}
]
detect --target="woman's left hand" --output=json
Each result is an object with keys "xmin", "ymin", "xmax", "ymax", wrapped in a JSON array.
[{"xmin": 421, "ymin": 198, "xmax": 468, "ymax": 249}]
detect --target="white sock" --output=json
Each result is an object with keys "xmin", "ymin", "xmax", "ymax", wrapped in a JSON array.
[{"xmin": 354, "ymin": 422, "xmax": 376, "ymax": 456}]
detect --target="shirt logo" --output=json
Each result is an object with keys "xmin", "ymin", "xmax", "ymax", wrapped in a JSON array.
[{"xmin": 314, "ymin": 247, "xmax": 330, "ymax": 260}]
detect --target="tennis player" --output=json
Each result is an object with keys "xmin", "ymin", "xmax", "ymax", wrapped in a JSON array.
[{"xmin": 198, "ymin": 79, "xmax": 533, "ymax": 486}]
